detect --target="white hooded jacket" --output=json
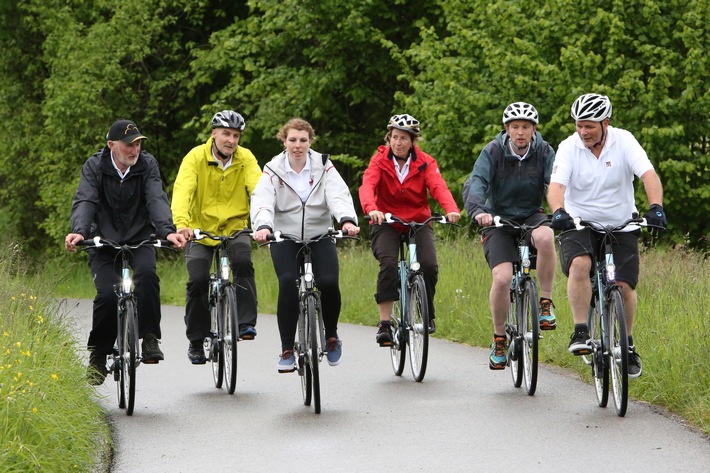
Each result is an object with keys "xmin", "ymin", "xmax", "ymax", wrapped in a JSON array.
[{"xmin": 250, "ymin": 150, "xmax": 357, "ymax": 239}]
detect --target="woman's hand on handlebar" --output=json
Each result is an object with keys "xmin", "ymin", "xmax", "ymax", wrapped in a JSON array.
[
  {"xmin": 446, "ymin": 211, "xmax": 461, "ymax": 223},
  {"xmin": 368, "ymin": 210, "xmax": 385, "ymax": 224},
  {"xmin": 341, "ymin": 222, "xmax": 360, "ymax": 236},
  {"xmin": 253, "ymin": 228, "xmax": 272, "ymax": 243}
]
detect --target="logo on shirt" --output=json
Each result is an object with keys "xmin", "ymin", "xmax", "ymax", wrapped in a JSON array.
[{"xmin": 606, "ymin": 161, "xmax": 612, "ymax": 167}]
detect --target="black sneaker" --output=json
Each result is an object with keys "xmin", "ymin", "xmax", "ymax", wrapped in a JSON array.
[
  {"xmin": 568, "ymin": 330, "xmax": 591, "ymax": 355},
  {"xmin": 187, "ymin": 342, "xmax": 207, "ymax": 365},
  {"xmin": 141, "ymin": 333, "xmax": 164, "ymax": 363},
  {"xmin": 628, "ymin": 345, "xmax": 643, "ymax": 378},
  {"xmin": 428, "ymin": 318, "xmax": 436, "ymax": 334},
  {"xmin": 376, "ymin": 321, "xmax": 393, "ymax": 346},
  {"xmin": 87, "ymin": 351, "xmax": 107, "ymax": 385}
]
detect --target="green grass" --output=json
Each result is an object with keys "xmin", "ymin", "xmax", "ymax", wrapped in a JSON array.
[
  {"xmin": 37, "ymin": 235, "xmax": 710, "ymax": 437},
  {"xmin": 0, "ymin": 243, "xmax": 110, "ymax": 472}
]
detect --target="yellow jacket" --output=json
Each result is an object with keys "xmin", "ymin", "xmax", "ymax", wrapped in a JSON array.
[{"xmin": 171, "ymin": 138, "xmax": 262, "ymax": 246}]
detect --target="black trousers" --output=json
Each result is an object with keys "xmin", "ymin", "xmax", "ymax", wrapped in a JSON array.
[
  {"xmin": 370, "ymin": 223, "xmax": 438, "ymax": 319},
  {"xmin": 270, "ymin": 238, "xmax": 341, "ymax": 351},
  {"xmin": 184, "ymin": 236, "xmax": 258, "ymax": 342},
  {"xmin": 87, "ymin": 246, "xmax": 161, "ymax": 356}
]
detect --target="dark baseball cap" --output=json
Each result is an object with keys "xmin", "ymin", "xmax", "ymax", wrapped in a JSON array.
[{"xmin": 106, "ymin": 119, "xmax": 148, "ymax": 143}]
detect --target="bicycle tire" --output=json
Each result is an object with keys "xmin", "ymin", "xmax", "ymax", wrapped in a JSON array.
[
  {"xmin": 608, "ymin": 288, "xmax": 628, "ymax": 416},
  {"xmin": 508, "ymin": 290, "xmax": 523, "ymax": 388},
  {"xmin": 124, "ymin": 299, "xmax": 138, "ymax": 416},
  {"xmin": 589, "ymin": 301, "xmax": 609, "ymax": 408},
  {"xmin": 407, "ymin": 275, "xmax": 429, "ymax": 382},
  {"xmin": 306, "ymin": 294, "xmax": 321, "ymax": 413},
  {"xmin": 116, "ymin": 309, "xmax": 126, "ymax": 409},
  {"xmin": 297, "ymin": 300, "xmax": 312, "ymax": 406},
  {"xmin": 223, "ymin": 285, "xmax": 239, "ymax": 395},
  {"xmin": 390, "ymin": 298, "xmax": 406, "ymax": 376},
  {"xmin": 211, "ymin": 298, "xmax": 224, "ymax": 389},
  {"xmin": 522, "ymin": 279, "xmax": 539, "ymax": 395}
]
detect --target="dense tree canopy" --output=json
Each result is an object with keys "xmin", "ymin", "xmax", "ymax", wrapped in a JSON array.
[{"xmin": 0, "ymin": 0, "xmax": 707, "ymax": 254}]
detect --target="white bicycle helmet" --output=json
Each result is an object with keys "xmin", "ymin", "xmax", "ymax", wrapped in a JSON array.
[
  {"xmin": 211, "ymin": 110, "xmax": 246, "ymax": 130},
  {"xmin": 502, "ymin": 102, "xmax": 539, "ymax": 124},
  {"xmin": 570, "ymin": 94, "xmax": 612, "ymax": 121},
  {"xmin": 387, "ymin": 114, "xmax": 420, "ymax": 136}
]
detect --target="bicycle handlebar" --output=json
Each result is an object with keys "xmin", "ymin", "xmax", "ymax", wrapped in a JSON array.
[
  {"xmin": 365, "ymin": 213, "xmax": 457, "ymax": 227},
  {"xmin": 193, "ymin": 228, "xmax": 253, "ymax": 242},
  {"xmin": 262, "ymin": 227, "xmax": 358, "ymax": 246},
  {"xmin": 571, "ymin": 216, "xmax": 647, "ymax": 234},
  {"xmin": 77, "ymin": 236, "xmax": 176, "ymax": 251},
  {"xmin": 493, "ymin": 215, "xmax": 551, "ymax": 231}
]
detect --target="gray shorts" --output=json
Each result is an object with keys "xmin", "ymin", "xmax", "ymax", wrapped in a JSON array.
[{"xmin": 558, "ymin": 228, "xmax": 640, "ymax": 289}]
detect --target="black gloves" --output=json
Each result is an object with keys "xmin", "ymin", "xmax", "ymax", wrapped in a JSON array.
[
  {"xmin": 551, "ymin": 207, "xmax": 575, "ymax": 231},
  {"xmin": 643, "ymin": 204, "xmax": 667, "ymax": 237}
]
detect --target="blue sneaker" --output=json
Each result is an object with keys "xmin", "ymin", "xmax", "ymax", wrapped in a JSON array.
[
  {"xmin": 277, "ymin": 350, "xmax": 296, "ymax": 373},
  {"xmin": 539, "ymin": 299, "xmax": 557, "ymax": 330},
  {"xmin": 326, "ymin": 338, "xmax": 342, "ymax": 366},
  {"xmin": 239, "ymin": 325, "xmax": 257, "ymax": 340},
  {"xmin": 489, "ymin": 336, "xmax": 507, "ymax": 370}
]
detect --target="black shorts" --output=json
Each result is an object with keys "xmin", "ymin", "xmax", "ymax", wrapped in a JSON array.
[
  {"xmin": 481, "ymin": 212, "xmax": 548, "ymax": 270},
  {"xmin": 558, "ymin": 228, "xmax": 640, "ymax": 288}
]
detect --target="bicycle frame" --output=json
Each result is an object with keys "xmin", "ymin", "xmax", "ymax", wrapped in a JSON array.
[
  {"xmin": 193, "ymin": 228, "xmax": 251, "ymax": 394},
  {"xmin": 78, "ymin": 236, "xmax": 174, "ymax": 415}
]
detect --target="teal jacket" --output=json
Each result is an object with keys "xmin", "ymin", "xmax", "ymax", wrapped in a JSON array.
[{"xmin": 463, "ymin": 130, "xmax": 555, "ymax": 220}]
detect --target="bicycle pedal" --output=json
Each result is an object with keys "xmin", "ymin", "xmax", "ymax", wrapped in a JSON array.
[{"xmin": 142, "ymin": 359, "xmax": 159, "ymax": 364}]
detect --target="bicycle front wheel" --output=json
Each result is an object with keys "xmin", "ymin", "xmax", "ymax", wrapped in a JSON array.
[
  {"xmin": 407, "ymin": 275, "xmax": 429, "ymax": 382},
  {"xmin": 521, "ymin": 279, "xmax": 539, "ymax": 396},
  {"xmin": 608, "ymin": 287, "xmax": 628, "ymax": 417},
  {"xmin": 211, "ymin": 299, "xmax": 224, "ymax": 389},
  {"xmin": 306, "ymin": 294, "xmax": 321, "ymax": 413},
  {"xmin": 390, "ymin": 298, "xmax": 406, "ymax": 376},
  {"xmin": 223, "ymin": 285, "xmax": 239, "ymax": 395},
  {"xmin": 508, "ymin": 291, "xmax": 523, "ymax": 388},
  {"xmin": 123, "ymin": 299, "xmax": 138, "ymax": 416},
  {"xmin": 589, "ymin": 301, "xmax": 609, "ymax": 408}
]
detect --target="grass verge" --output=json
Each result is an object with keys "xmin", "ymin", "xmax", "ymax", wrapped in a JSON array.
[{"xmin": 0, "ymin": 242, "xmax": 110, "ymax": 472}]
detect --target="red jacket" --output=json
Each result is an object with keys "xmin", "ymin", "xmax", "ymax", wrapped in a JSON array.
[{"xmin": 359, "ymin": 145, "xmax": 459, "ymax": 231}]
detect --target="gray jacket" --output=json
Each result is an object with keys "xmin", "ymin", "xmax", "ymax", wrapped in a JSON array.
[{"xmin": 250, "ymin": 150, "xmax": 357, "ymax": 239}]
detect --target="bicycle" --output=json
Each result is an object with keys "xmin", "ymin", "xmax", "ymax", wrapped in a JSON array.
[
  {"xmin": 376, "ymin": 213, "xmax": 457, "ymax": 382},
  {"xmin": 192, "ymin": 228, "xmax": 253, "ymax": 395},
  {"xmin": 78, "ymin": 236, "xmax": 175, "ymax": 415},
  {"xmin": 263, "ymin": 228, "xmax": 356, "ymax": 414},
  {"xmin": 564, "ymin": 215, "xmax": 652, "ymax": 417},
  {"xmin": 491, "ymin": 215, "xmax": 551, "ymax": 396}
]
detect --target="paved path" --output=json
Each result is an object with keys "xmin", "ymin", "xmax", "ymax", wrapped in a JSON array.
[{"xmin": 64, "ymin": 299, "xmax": 709, "ymax": 472}]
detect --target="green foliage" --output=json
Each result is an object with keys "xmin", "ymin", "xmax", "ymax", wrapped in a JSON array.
[
  {"xmin": 0, "ymin": 0, "xmax": 708, "ymax": 254},
  {"xmin": 402, "ymin": 0, "xmax": 709, "ymax": 246}
]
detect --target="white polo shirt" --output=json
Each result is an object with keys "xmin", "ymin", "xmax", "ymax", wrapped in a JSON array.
[{"xmin": 551, "ymin": 126, "xmax": 654, "ymax": 229}]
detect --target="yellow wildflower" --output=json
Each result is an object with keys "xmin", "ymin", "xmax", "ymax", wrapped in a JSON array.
[
  {"xmin": 32, "ymin": 407, "xmax": 38, "ymax": 413},
  {"xmin": 51, "ymin": 373, "xmax": 58, "ymax": 380}
]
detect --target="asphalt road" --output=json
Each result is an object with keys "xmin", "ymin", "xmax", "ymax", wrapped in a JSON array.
[{"xmin": 64, "ymin": 299, "xmax": 709, "ymax": 473}]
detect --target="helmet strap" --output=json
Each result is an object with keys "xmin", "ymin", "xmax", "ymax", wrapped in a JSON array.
[{"xmin": 212, "ymin": 141, "xmax": 232, "ymax": 160}]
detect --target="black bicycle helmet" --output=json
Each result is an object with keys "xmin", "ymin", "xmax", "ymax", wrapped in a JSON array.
[{"xmin": 211, "ymin": 110, "xmax": 246, "ymax": 130}]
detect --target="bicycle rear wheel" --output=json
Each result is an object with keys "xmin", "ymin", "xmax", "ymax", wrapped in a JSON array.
[
  {"xmin": 306, "ymin": 294, "xmax": 321, "ymax": 413},
  {"xmin": 608, "ymin": 288, "xmax": 628, "ymax": 416},
  {"xmin": 521, "ymin": 279, "xmax": 539, "ymax": 395},
  {"xmin": 123, "ymin": 299, "xmax": 138, "ymax": 416},
  {"xmin": 390, "ymin": 298, "xmax": 406, "ymax": 376},
  {"xmin": 507, "ymin": 289, "xmax": 523, "ymax": 388},
  {"xmin": 211, "ymin": 299, "xmax": 224, "ymax": 389},
  {"xmin": 589, "ymin": 301, "xmax": 609, "ymax": 408},
  {"xmin": 407, "ymin": 275, "xmax": 429, "ymax": 382},
  {"xmin": 222, "ymin": 286, "xmax": 239, "ymax": 395}
]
